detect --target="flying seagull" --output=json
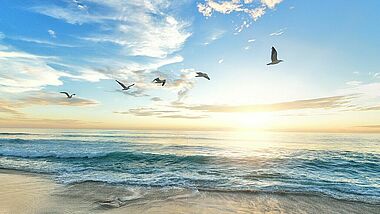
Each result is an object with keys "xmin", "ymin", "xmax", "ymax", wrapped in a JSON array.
[
  {"xmin": 152, "ymin": 78, "xmax": 166, "ymax": 86},
  {"xmin": 267, "ymin": 47, "xmax": 283, "ymax": 65},
  {"xmin": 195, "ymin": 72, "xmax": 210, "ymax": 80},
  {"xmin": 60, "ymin": 91, "xmax": 75, "ymax": 98},
  {"xmin": 115, "ymin": 80, "xmax": 134, "ymax": 90}
]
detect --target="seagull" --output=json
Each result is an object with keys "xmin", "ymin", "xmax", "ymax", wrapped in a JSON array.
[
  {"xmin": 115, "ymin": 80, "xmax": 134, "ymax": 90},
  {"xmin": 267, "ymin": 47, "xmax": 283, "ymax": 65},
  {"xmin": 60, "ymin": 91, "xmax": 75, "ymax": 98},
  {"xmin": 195, "ymin": 72, "xmax": 210, "ymax": 80},
  {"xmin": 152, "ymin": 78, "xmax": 166, "ymax": 86}
]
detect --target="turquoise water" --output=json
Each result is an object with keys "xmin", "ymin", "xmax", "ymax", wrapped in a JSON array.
[{"xmin": 0, "ymin": 129, "xmax": 379, "ymax": 204}]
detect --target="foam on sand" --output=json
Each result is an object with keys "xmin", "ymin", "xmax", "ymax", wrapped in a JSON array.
[{"xmin": 1, "ymin": 169, "xmax": 379, "ymax": 214}]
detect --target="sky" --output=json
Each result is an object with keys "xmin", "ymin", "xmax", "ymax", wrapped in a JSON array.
[{"xmin": 0, "ymin": 0, "xmax": 380, "ymax": 132}]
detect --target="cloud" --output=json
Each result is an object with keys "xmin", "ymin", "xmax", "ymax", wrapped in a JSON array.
[
  {"xmin": 151, "ymin": 97, "xmax": 163, "ymax": 102},
  {"xmin": 261, "ymin": 0, "xmax": 283, "ymax": 9},
  {"xmin": 165, "ymin": 69, "xmax": 200, "ymax": 102},
  {"xmin": 0, "ymin": 100, "xmax": 23, "ymax": 116},
  {"xmin": 197, "ymin": 0, "xmax": 283, "ymax": 22},
  {"xmin": 34, "ymin": 1, "xmax": 190, "ymax": 58},
  {"xmin": 17, "ymin": 92, "xmax": 98, "ymax": 107},
  {"xmin": 345, "ymin": 81, "xmax": 362, "ymax": 86},
  {"xmin": 173, "ymin": 95, "xmax": 356, "ymax": 113},
  {"xmin": 0, "ymin": 91, "xmax": 97, "ymax": 120},
  {"xmin": 159, "ymin": 114, "xmax": 209, "ymax": 119},
  {"xmin": 8, "ymin": 36, "xmax": 76, "ymax": 47},
  {"xmin": 48, "ymin": 29, "xmax": 56, "ymax": 38},
  {"xmin": 355, "ymin": 105, "xmax": 380, "ymax": 111},
  {"xmin": 218, "ymin": 59, "xmax": 224, "ymax": 64},
  {"xmin": 203, "ymin": 30, "xmax": 225, "ymax": 45},
  {"xmin": 269, "ymin": 28, "xmax": 286, "ymax": 36},
  {"xmin": 114, "ymin": 107, "xmax": 208, "ymax": 119},
  {"xmin": 356, "ymin": 125, "xmax": 380, "ymax": 129},
  {"xmin": 0, "ymin": 48, "xmax": 66, "ymax": 93},
  {"xmin": 119, "ymin": 89, "xmax": 149, "ymax": 98},
  {"xmin": 247, "ymin": 39, "xmax": 256, "ymax": 43},
  {"xmin": 338, "ymin": 82, "xmax": 380, "ymax": 99}
]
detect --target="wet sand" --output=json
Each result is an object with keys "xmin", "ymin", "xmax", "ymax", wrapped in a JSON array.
[{"xmin": 0, "ymin": 169, "xmax": 379, "ymax": 214}]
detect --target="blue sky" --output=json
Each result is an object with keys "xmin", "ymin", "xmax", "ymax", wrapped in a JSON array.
[{"xmin": 0, "ymin": 0, "xmax": 380, "ymax": 132}]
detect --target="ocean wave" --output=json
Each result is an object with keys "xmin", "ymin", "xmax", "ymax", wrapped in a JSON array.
[
  {"xmin": 0, "ymin": 150, "xmax": 212, "ymax": 164},
  {"xmin": 0, "ymin": 132, "xmax": 38, "ymax": 136}
]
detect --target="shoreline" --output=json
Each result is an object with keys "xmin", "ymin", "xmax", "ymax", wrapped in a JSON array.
[{"xmin": 1, "ymin": 169, "xmax": 379, "ymax": 214}]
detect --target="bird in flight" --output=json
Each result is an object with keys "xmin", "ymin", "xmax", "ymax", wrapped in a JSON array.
[
  {"xmin": 115, "ymin": 80, "xmax": 134, "ymax": 90},
  {"xmin": 267, "ymin": 47, "xmax": 283, "ymax": 65},
  {"xmin": 60, "ymin": 91, "xmax": 75, "ymax": 98},
  {"xmin": 152, "ymin": 78, "xmax": 166, "ymax": 86},
  {"xmin": 195, "ymin": 72, "xmax": 210, "ymax": 80}
]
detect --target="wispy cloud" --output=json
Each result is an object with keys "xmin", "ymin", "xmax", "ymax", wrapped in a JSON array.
[
  {"xmin": 356, "ymin": 125, "xmax": 380, "ymax": 129},
  {"xmin": 0, "ymin": 100, "xmax": 23, "ymax": 116},
  {"xmin": 0, "ymin": 91, "xmax": 97, "ymax": 120},
  {"xmin": 173, "ymin": 95, "xmax": 356, "ymax": 113},
  {"xmin": 269, "ymin": 28, "xmax": 287, "ymax": 36},
  {"xmin": 203, "ymin": 29, "xmax": 225, "ymax": 45},
  {"xmin": 0, "ymin": 47, "xmax": 65, "ymax": 93},
  {"xmin": 33, "ymin": 1, "xmax": 190, "ymax": 58},
  {"xmin": 151, "ymin": 97, "xmax": 163, "ymax": 102},
  {"xmin": 355, "ymin": 105, "xmax": 380, "ymax": 111},
  {"xmin": 17, "ymin": 91, "xmax": 98, "ymax": 107},
  {"xmin": 8, "ymin": 36, "xmax": 76, "ymax": 47},
  {"xmin": 345, "ymin": 81, "xmax": 362, "ymax": 86},
  {"xmin": 114, "ymin": 107, "xmax": 208, "ymax": 119}
]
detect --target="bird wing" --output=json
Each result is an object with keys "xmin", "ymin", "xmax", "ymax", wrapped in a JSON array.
[
  {"xmin": 162, "ymin": 80, "xmax": 166, "ymax": 86},
  {"xmin": 152, "ymin": 78, "xmax": 159, "ymax": 82},
  {"xmin": 60, "ymin": 92, "xmax": 70, "ymax": 97},
  {"xmin": 205, "ymin": 75, "xmax": 210, "ymax": 80},
  {"xmin": 115, "ymin": 80, "xmax": 127, "ymax": 89},
  {"xmin": 271, "ymin": 47, "xmax": 278, "ymax": 62},
  {"xmin": 128, "ymin": 83, "xmax": 135, "ymax": 88}
]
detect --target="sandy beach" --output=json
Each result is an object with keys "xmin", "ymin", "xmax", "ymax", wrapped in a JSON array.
[{"xmin": 1, "ymin": 169, "xmax": 379, "ymax": 214}]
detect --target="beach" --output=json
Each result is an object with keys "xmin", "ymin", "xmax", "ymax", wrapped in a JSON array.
[{"xmin": 1, "ymin": 169, "xmax": 379, "ymax": 214}]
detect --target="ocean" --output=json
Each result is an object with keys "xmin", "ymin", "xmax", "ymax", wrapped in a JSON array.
[{"xmin": 0, "ymin": 129, "xmax": 379, "ymax": 205}]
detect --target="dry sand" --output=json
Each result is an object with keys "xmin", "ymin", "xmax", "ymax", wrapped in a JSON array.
[{"xmin": 0, "ymin": 170, "xmax": 379, "ymax": 214}]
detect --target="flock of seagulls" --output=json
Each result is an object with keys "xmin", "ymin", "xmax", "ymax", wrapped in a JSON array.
[{"xmin": 61, "ymin": 47, "xmax": 283, "ymax": 98}]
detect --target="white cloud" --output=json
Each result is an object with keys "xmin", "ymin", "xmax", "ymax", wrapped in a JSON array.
[
  {"xmin": 197, "ymin": 0, "xmax": 283, "ymax": 25},
  {"xmin": 345, "ymin": 81, "xmax": 362, "ymax": 86},
  {"xmin": 261, "ymin": 0, "xmax": 283, "ymax": 9},
  {"xmin": 218, "ymin": 59, "xmax": 224, "ymax": 64},
  {"xmin": 0, "ymin": 48, "xmax": 65, "ymax": 93},
  {"xmin": 48, "ymin": 29, "xmax": 56, "ymax": 38},
  {"xmin": 247, "ymin": 39, "xmax": 256, "ymax": 43},
  {"xmin": 34, "ymin": 1, "xmax": 190, "ymax": 58},
  {"xmin": 9, "ymin": 36, "xmax": 76, "ymax": 47},
  {"xmin": 338, "ymin": 82, "xmax": 380, "ymax": 100},
  {"xmin": 270, "ymin": 28, "xmax": 287, "ymax": 36}
]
